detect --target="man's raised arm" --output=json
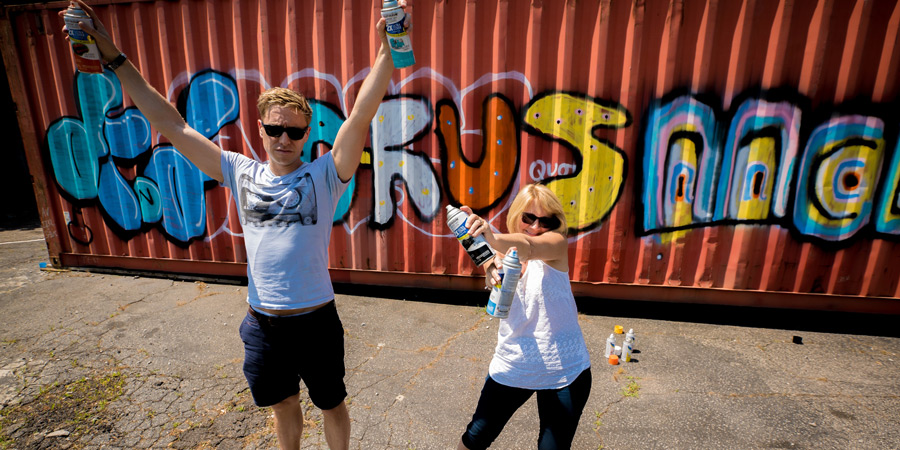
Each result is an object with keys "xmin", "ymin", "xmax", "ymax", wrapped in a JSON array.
[
  {"xmin": 62, "ymin": 0, "xmax": 224, "ymax": 182},
  {"xmin": 331, "ymin": 4, "xmax": 406, "ymax": 182}
]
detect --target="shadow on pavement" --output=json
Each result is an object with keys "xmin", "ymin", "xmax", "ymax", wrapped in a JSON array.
[
  {"xmin": 0, "ymin": 215, "xmax": 39, "ymax": 232},
  {"xmin": 575, "ymin": 297, "xmax": 900, "ymax": 338}
]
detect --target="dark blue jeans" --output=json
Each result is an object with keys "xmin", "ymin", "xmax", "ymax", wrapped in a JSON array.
[{"xmin": 461, "ymin": 368, "xmax": 592, "ymax": 449}]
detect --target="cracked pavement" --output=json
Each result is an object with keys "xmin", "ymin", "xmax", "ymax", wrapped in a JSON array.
[{"xmin": 1, "ymin": 222, "xmax": 899, "ymax": 449}]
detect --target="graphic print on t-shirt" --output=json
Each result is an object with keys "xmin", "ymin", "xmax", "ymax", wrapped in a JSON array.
[{"xmin": 238, "ymin": 173, "xmax": 318, "ymax": 226}]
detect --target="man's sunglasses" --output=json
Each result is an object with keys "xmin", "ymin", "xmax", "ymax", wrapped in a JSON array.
[
  {"xmin": 262, "ymin": 124, "xmax": 309, "ymax": 140},
  {"xmin": 521, "ymin": 212, "xmax": 561, "ymax": 230}
]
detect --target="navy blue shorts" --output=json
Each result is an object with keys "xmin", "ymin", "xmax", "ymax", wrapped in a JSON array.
[
  {"xmin": 239, "ymin": 300, "xmax": 347, "ymax": 409},
  {"xmin": 461, "ymin": 368, "xmax": 592, "ymax": 450}
]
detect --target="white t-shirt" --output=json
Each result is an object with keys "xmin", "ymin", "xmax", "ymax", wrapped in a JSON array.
[
  {"xmin": 220, "ymin": 151, "xmax": 348, "ymax": 310},
  {"xmin": 489, "ymin": 260, "xmax": 592, "ymax": 389}
]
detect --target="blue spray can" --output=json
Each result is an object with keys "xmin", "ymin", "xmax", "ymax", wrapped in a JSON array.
[
  {"xmin": 381, "ymin": 0, "xmax": 415, "ymax": 68},
  {"xmin": 485, "ymin": 249, "xmax": 522, "ymax": 318}
]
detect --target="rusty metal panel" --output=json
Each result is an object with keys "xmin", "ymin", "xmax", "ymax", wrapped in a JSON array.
[{"xmin": 3, "ymin": 0, "xmax": 900, "ymax": 312}]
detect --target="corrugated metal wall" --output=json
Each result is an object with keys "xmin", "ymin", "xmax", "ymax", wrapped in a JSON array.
[{"xmin": 3, "ymin": 0, "xmax": 900, "ymax": 312}]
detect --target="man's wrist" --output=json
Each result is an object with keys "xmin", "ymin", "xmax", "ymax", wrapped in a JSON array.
[{"xmin": 105, "ymin": 52, "xmax": 127, "ymax": 71}]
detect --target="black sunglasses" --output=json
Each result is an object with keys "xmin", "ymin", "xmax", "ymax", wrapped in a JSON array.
[
  {"xmin": 262, "ymin": 124, "xmax": 309, "ymax": 140},
  {"xmin": 521, "ymin": 212, "xmax": 561, "ymax": 229}
]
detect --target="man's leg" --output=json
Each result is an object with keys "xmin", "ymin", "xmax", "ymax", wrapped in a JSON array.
[
  {"xmin": 271, "ymin": 393, "xmax": 303, "ymax": 450},
  {"xmin": 322, "ymin": 400, "xmax": 351, "ymax": 450},
  {"xmin": 301, "ymin": 301, "xmax": 350, "ymax": 449},
  {"xmin": 241, "ymin": 311, "xmax": 303, "ymax": 449}
]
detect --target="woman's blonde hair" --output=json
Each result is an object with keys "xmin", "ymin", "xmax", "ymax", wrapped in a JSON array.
[
  {"xmin": 257, "ymin": 87, "xmax": 312, "ymax": 122},
  {"xmin": 505, "ymin": 183, "xmax": 568, "ymax": 236}
]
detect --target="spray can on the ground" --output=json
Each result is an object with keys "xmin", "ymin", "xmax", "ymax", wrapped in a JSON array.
[
  {"xmin": 446, "ymin": 205, "xmax": 494, "ymax": 267},
  {"xmin": 604, "ymin": 333, "xmax": 616, "ymax": 358},
  {"xmin": 621, "ymin": 330, "xmax": 634, "ymax": 362},
  {"xmin": 381, "ymin": 0, "xmax": 415, "ymax": 68},
  {"xmin": 63, "ymin": 3, "xmax": 103, "ymax": 74},
  {"xmin": 485, "ymin": 249, "xmax": 522, "ymax": 319}
]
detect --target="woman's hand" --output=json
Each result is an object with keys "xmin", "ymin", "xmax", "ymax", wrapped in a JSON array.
[
  {"xmin": 460, "ymin": 206, "xmax": 494, "ymax": 243},
  {"xmin": 59, "ymin": 0, "xmax": 120, "ymax": 63},
  {"xmin": 484, "ymin": 256, "xmax": 501, "ymax": 289}
]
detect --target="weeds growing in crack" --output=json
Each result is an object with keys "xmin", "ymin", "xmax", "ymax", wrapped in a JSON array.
[
  {"xmin": 0, "ymin": 371, "xmax": 126, "ymax": 447},
  {"xmin": 622, "ymin": 376, "xmax": 641, "ymax": 398}
]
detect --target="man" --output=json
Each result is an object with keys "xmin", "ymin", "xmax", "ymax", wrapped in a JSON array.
[{"xmin": 63, "ymin": 1, "xmax": 403, "ymax": 448}]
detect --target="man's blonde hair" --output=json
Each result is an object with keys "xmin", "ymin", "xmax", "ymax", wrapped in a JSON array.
[
  {"xmin": 256, "ymin": 87, "xmax": 312, "ymax": 122},
  {"xmin": 506, "ymin": 183, "xmax": 568, "ymax": 236}
]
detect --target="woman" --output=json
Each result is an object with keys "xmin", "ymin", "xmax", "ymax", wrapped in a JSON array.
[{"xmin": 457, "ymin": 183, "xmax": 592, "ymax": 450}]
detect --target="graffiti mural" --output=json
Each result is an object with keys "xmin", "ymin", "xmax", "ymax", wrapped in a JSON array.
[
  {"xmin": 715, "ymin": 98, "xmax": 801, "ymax": 221},
  {"xmin": 368, "ymin": 95, "xmax": 440, "ymax": 228},
  {"xmin": 46, "ymin": 64, "xmax": 900, "ymax": 250},
  {"xmin": 875, "ymin": 138, "xmax": 900, "ymax": 235},
  {"xmin": 792, "ymin": 115, "xmax": 885, "ymax": 242},
  {"xmin": 640, "ymin": 92, "xmax": 899, "ymax": 245},
  {"xmin": 523, "ymin": 92, "xmax": 631, "ymax": 232},
  {"xmin": 642, "ymin": 94, "xmax": 721, "ymax": 234},
  {"xmin": 47, "ymin": 69, "xmax": 229, "ymax": 243},
  {"xmin": 303, "ymin": 99, "xmax": 355, "ymax": 222},
  {"xmin": 437, "ymin": 94, "xmax": 520, "ymax": 214}
]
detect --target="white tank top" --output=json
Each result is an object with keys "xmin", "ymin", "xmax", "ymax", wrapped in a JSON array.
[{"xmin": 488, "ymin": 260, "xmax": 592, "ymax": 389}]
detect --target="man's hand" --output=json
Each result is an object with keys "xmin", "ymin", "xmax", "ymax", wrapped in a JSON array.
[
  {"xmin": 377, "ymin": 0, "xmax": 410, "ymax": 50},
  {"xmin": 58, "ymin": 0, "xmax": 225, "ymax": 182},
  {"xmin": 59, "ymin": 0, "xmax": 120, "ymax": 63}
]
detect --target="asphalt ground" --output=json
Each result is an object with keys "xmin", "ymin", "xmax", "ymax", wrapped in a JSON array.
[{"xmin": 1, "ymin": 220, "xmax": 899, "ymax": 449}]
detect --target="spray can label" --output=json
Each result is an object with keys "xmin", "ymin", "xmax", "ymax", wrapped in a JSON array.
[
  {"xmin": 64, "ymin": 6, "xmax": 103, "ymax": 74},
  {"xmin": 452, "ymin": 223, "xmax": 494, "ymax": 266},
  {"xmin": 380, "ymin": 6, "xmax": 415, "ymax": 68},
  {"xmin": 622, "ymin": 339, "xmax": 633, "ymax": 362},
  {"xmin": 445, "ymin": 205, "xmax": 495, "ymax": 266}
]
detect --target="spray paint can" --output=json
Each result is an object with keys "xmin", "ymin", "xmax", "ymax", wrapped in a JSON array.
[
  {"xmin": 485, "ymin": 249, "xmax": 522, "ymax": 318},
  {"xmin": 63, "ymin": 3, "xmax": 103, "ymax": 74},
  {"xmin": 621, "ymin": 332, "xmax": 634, "ymax": 362},
  {"xmin": 604, "ymin": 333, "xmax": 616, "ymax": 358},
  {"xmin": 380, "ymin": 0, "xmax": 415, "ymax": 68},
  {"xmin": 446, "ymin": 205, "xmax": 495, "ymax": 267}
]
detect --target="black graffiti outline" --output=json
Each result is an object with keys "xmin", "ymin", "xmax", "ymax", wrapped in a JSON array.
[{"xmin": 66, "ymin": 208, "xmax": 93, "ymax": 246}]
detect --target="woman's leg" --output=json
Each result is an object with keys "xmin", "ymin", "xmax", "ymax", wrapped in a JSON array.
[
  {"xmin": 535, "ymin": 369, "xmax": 593, "ymax": 449},
  {"xmin": 459, "ymin": 376, "xmax": 534, "ymax": 450}
]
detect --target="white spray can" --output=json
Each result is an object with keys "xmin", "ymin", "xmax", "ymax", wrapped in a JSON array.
[
  {"xmin": 485, "ymin": 249, "xmax": 522, "ymax": 318},
  {"xmin": 604, "ymin": 333, "xmax": 616, "ymax": 358},
  {"xmin": 446, "ymin": 205, "xmax": 495, "ymax": 267},
  {"xmin": 381, "ymin": 0, "xmax": 415, "ymax": 68},
  {"xmin": 621, "ymin": 330, "xmax": 634, "ymax": 362},
  {"xmin": 63, "ymin": 3, "xmax": 103, "ymax": 74}
]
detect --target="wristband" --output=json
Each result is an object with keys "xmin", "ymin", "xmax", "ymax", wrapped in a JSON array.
[{"xmin": 105, "ymin": 53, "xmax": 127, "ymax": 71}]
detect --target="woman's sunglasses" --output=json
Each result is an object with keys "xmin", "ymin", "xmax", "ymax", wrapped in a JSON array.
[
  {"xmin": 521, "ymin": 212, "xmax": 561, "ymax": 230},
  {"xmin": 262, "ymin": 124, "xmax": 309, "ymax": 140}
]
